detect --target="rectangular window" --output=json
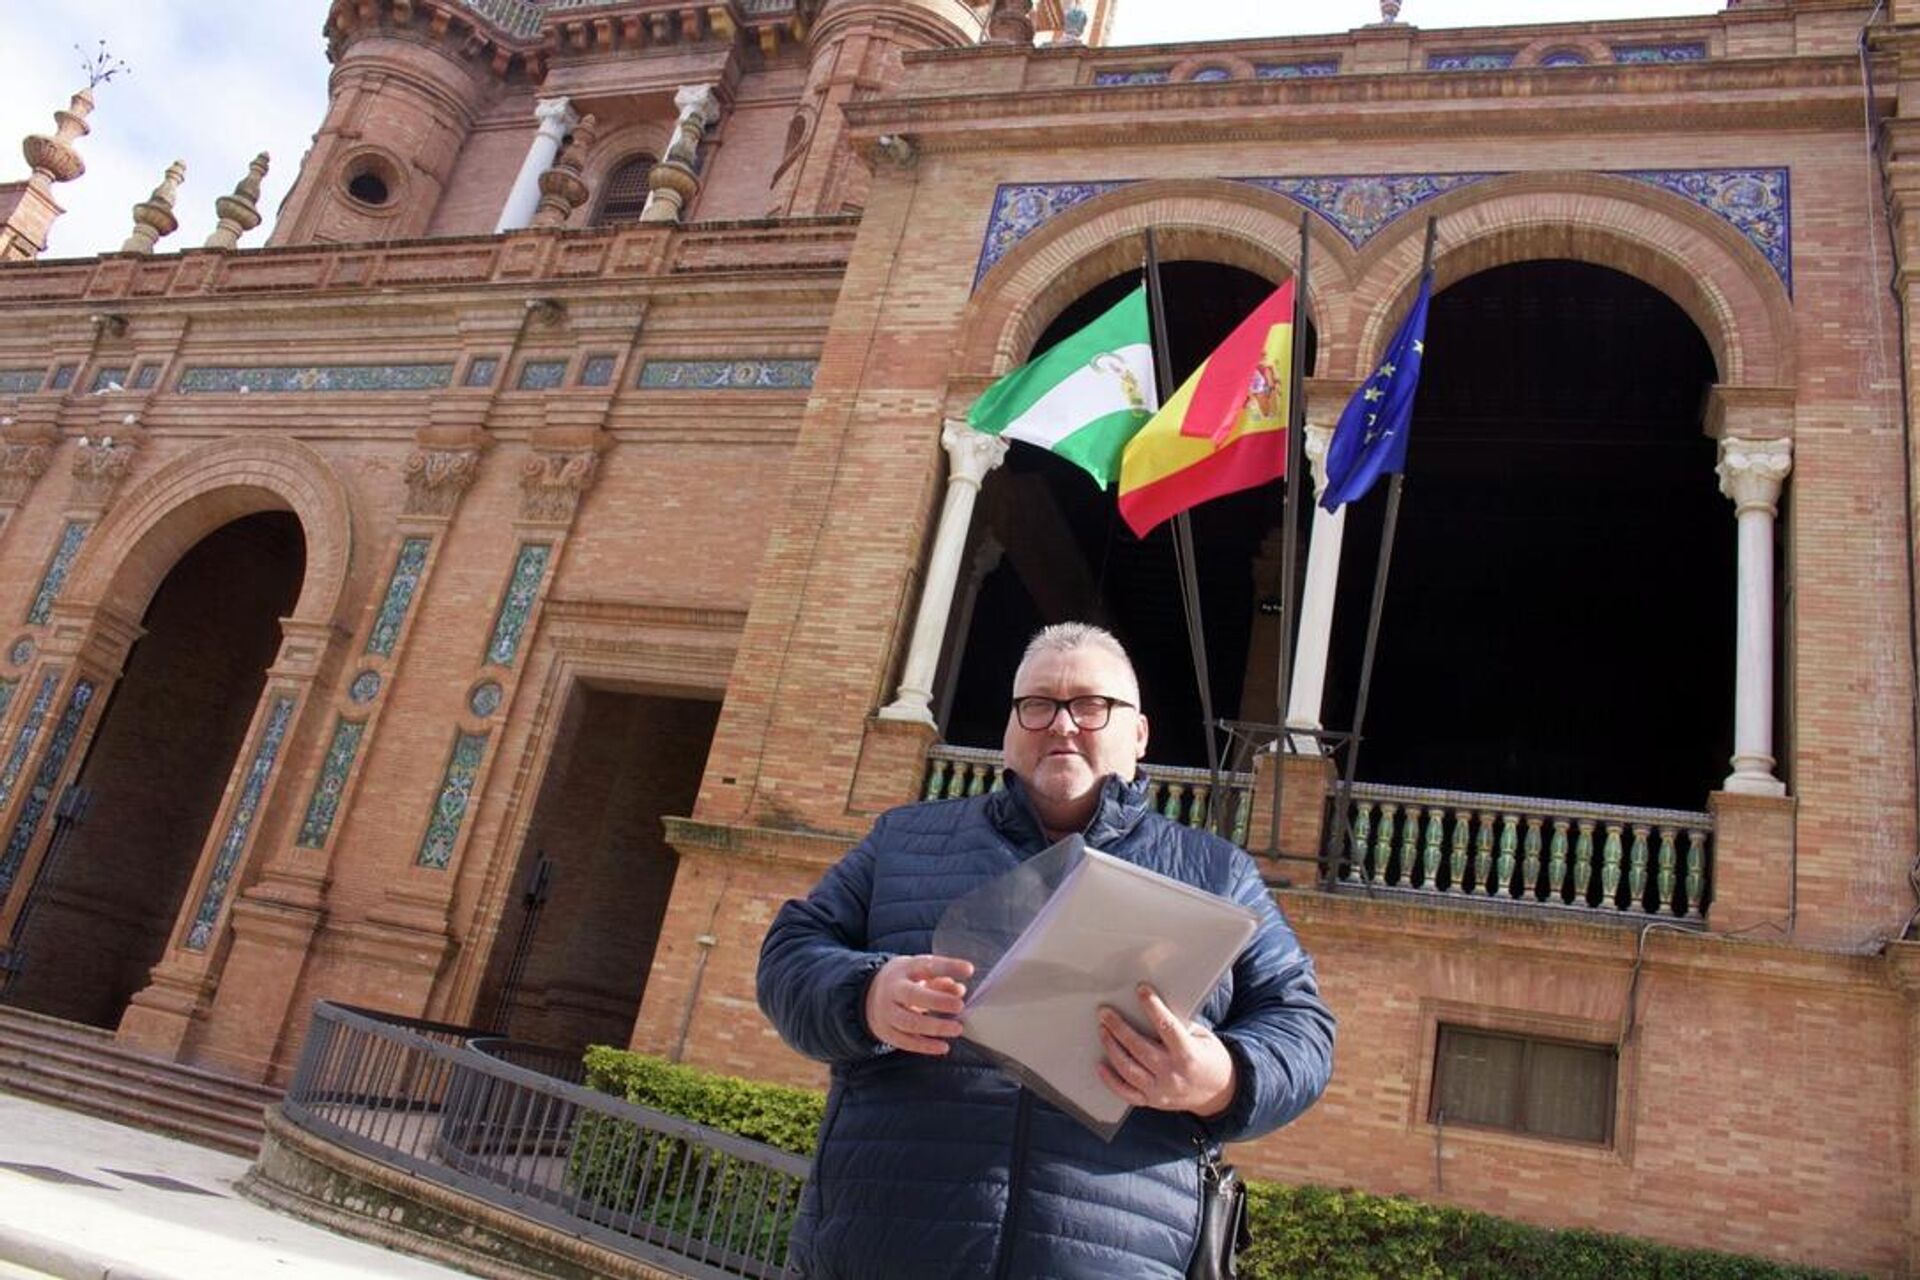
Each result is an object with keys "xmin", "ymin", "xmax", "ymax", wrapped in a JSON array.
[{"xmin": 1430, "ymin": 1025, "xmax": 1615, "ymax": 1145}]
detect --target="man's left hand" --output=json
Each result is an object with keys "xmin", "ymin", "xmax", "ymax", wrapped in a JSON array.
[{"xmin": 1096, "ymin": 984, "xmax": 1236, "ymax": 1119}]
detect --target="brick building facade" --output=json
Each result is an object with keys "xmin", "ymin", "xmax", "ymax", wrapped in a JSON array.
[{"xmin": 1, "ymin": 0, "xmax": 1917, "ymax": 1273}]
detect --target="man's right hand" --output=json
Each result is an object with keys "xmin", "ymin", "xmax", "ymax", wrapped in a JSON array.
[{"xmin": 864, "ymin": 954, "xmax": 974, "ymax": 1055}]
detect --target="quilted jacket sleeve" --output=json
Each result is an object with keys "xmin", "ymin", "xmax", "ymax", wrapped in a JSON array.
[
  {"xmin": 1202, "ymin": 849, "xmax": 1336, "ymax": 1144},
  {"xmin": 756, "ymin": 823, "xmax": 895, "ymax": 1065}
]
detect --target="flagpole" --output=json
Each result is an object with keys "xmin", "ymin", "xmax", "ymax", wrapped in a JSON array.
[
  {"xmin": 1142, "ymin": 229, "xmax": 1225, "ymax": 798},
  {"xmin": 1331, "ymin": 216, "xmax": 1437, "ymax": 873},
  {"xmin": 1269, "ymin": 211, "xmax": 1311, "ymax": 865}
]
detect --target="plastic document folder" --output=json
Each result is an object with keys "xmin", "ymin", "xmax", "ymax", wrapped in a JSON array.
[{"xmin": 933, "ymin": 835, "xmax": 1258, "ymax": 1140}]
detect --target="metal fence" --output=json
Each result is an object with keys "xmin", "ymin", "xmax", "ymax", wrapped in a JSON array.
[{"xmin": 282, "ymin": 1001, "xmax": 808, "ymax": 1280}]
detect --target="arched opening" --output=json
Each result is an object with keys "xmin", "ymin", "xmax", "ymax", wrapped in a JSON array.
[
  {"xmin": 1323, "ymin": 260, "xmax": 1728, "ymax": 808},
  {"xmin": 3, "ymin": 511, "xmax": 304, "ymax": 1027},
  {"xmin": 942, "ymin": 261, "xmax": 1316, "ymax": 766},
  {"xmin": 473, "ymin": 682, "xmax": 719, "ymax": 1055},
  {"xmin": 595, "ymin": 153, "xmax": 657, "ymax": 225}
]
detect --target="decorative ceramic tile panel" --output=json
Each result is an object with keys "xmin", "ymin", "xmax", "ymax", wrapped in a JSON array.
[
  {"xmin": 366, "ymin": 537, "xmax": 430, "ymax": 657},
  {"xmin": 348, "ymin": 670, "xmax": 382, "ymax": 704},
  {"xmin": 463, "ymin": 357, "xmax": 500, "ymax": 387},
  {"xmin": 1241, "ymin": 173, "xmax": 1492, "ymax": 247},
  {"xmin": 517, "ymin": 359, "xmax": 569, "ymax": 390},
  {"xmin": 0, "ymin": 679, "xmax": 15, "ymax": 723},
  {"xmin": 416, "ymin": 731, "xmax": 489, "ymax": 869},
  {"xmin": 7, "ymin": 639, "xmax": 31, "ymax": 667},
  {"xmin": 88, "ymin": 367, "xmax": 130, "ymax": 393},
  {"xmin": 185, "ymin": 694, "xmax": 294, "ymax": 949},
  {"xmin": 27, "ymin": 522, "xmax": 89, "ymax": 626},
  {"xmin": 1191, "ymin": 66, "xmax": 1233, "ymax": 82},
  {"xmin": 1617, "ymin": 167, "xmax": 1791, "ymax": 291},
  {"xmin": 131, "ymin": 364, "xmax": 161, "ymax": 390},
  {"xmin": 0, "ymin": 369, "xmax": 44, "ymax": 394},
  {"xmin": 1540, "ymin": 50, "xmax": 1590, "ymax": 67},
  {"xmin": 295, "ymin": 715, "xmax": 366, "ymax": 850},
  {"xmin": 636, "ymin": 359, "xmax": 818, "ymax": 390},
  {"xmin": 974, "ymin": 180, "xmax": 1135, "ymax": 286},
  {"xmin": 579, "ymin": 355, "xmax": 617, "ymax": 387},
  {"xmin": 1427, "ymin": 51, "xmax": 1519, "ymax": 71},
  {"xmin": 176, "ymin": 364, "xmax": 455, "ymax": 394},
  {"xmin": 1612, "ymin": 42, "xmax": 1707, "ymax": 63},
  {"xmin": 1094, "ymin": 69, "xmax": 1171, "ymax": 86},
  {"xmin": 0, "ymin": 672, "xmax": 58, "ymax": 847},
  {"xmin": 1256, "ymin": 61, "xmax": 1340, "ymax": 78},
  {"xmin": 485, "ymin": 544, "xmax": 552, "ymax": 667},
  {"xmin": 468, "ymin": 681, "xmax": 503, "ymax": 718},
  {"xmin": 48, "ymin": 365, "xmax": 76, "ymax": 391},
  {"xmin": 0, "ymin": 677, "xmax": 94, "ymax": 898}
]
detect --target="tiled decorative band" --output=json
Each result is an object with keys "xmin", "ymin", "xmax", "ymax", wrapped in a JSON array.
[
  {"xmin": 176, "ymin": 364, "xmax": 455, "ymax": 394},
  {"xmin": 186, "ymin": 694, "xmax": 296, "ymax": 949},
  {"xmin": 0, "ymin": 677, "xmax": 94, "ymax": 899},
  {"xmin": 636, "ymin": 359, "xmax": 817, "ymax": 390},
  {"xmin": 417, "ymin": 731, "xmax": 488, "ymax": 869},
  {"xmin": 27, "ymin": 522, "xmax": 89, "ymax": 627},
  {"xmin": 295, "ymin": 715, "xmax": 367, "ymax": 850}
]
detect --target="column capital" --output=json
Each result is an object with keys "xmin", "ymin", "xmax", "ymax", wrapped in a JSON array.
[
  {"xmin": 1302, "ymin": 419, "xmax": 1335, "ymax": 497},
  {"xmin": 1716, "ymin": 436, "xmax": 1793, "ymax": 514},
  {"xmin": 940, "ymin": 418, "xmax": 1008, "ymax": 487},
  {"xmin": 533, "ymin": 96, "xmax": 577, "ymax": 136}
]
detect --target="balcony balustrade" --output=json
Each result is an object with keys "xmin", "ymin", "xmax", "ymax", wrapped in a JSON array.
[{"xmin": 920, "ymin": 747, "xmax": 1714, "ymax": 925}]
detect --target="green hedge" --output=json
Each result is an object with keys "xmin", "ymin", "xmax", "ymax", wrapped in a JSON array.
[{"xmin": 582, "ymin": 1047, "xmax": 1858, "ymax": 1280}]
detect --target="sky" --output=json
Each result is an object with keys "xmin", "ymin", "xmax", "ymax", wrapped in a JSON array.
[{"xmin": 0, "ymin": 0, "xmax": 1724, "ymax": 259}]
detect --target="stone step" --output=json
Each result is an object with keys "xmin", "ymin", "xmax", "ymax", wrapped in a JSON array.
[{"xmin": 0, "ymin": 1006, "xmax": 278, "ymax": 1159}]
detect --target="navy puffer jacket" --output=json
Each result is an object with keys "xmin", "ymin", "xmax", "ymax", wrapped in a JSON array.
[{"xmin": 757, "ymin": 772, "xmax": 1336, "ymax": 1280}]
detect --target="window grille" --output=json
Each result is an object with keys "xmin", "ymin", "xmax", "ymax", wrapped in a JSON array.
[{"xmin": 597, "ymin": 154, "xmax": 656, "ymax": 224}]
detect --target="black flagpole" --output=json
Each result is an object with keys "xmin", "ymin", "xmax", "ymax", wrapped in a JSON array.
[
  {"xmin": 1269, "ymin": 211, "xmax": 1311, "ymax": 865},
  {"xmin": 1143, "ymin": 230, "xmax": 1225, "ymax": 799},
  {"xmin": 1331, "ymin": 216, "xmax": 1438, "ymax": 874}
]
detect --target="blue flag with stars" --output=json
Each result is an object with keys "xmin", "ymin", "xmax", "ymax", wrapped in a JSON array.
[{"xmin": 1320, "ymin": 273, "xmax": 1432, "ymax": 511}]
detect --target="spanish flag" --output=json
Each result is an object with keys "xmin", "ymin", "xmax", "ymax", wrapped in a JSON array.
[{"xmin": 1116, "ymin": 279, "xmax": 1295, "ymax": 539}]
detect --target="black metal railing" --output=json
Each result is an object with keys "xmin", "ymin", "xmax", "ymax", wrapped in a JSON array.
[{"xmin": 282, "ymin": 1002, "xmax": 808, "ymax": 1279}]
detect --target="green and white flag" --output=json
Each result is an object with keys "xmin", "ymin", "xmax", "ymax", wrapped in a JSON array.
[{"xmin": 967, "ymin": 284, "xmax": 1158, "ymax": 489}]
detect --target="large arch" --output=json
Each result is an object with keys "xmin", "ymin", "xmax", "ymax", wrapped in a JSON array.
[
  {"xmin": 1343, "ymin": 171, "xmax": 1793, "ymax": 389},
  {"xmin": 954, "ymin": 179, "xmax": 1355, "ymax": 398},
  {"xmin": 62, "ymin": 436, "xmax": 354, "ymax": 636}
]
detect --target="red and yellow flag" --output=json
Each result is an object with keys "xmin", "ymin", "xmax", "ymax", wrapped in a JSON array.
[{"xmin": 1116, "ymin": 279, "xmax": 1295, "ymax": 538}]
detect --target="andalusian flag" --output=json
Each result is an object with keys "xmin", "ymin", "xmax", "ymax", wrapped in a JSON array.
[
  {"xmin": 1117, "ymin": 279, "xmax": 1295, "ymax": 538},
  {"xmin": 968, "ymin": 285, "xmax": 1158, "ymax": 490}
]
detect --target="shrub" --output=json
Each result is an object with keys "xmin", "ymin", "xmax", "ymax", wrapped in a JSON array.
[{"xmin": 579, "ymin": 1047, "xmax": 1861, "ymax": 1280}]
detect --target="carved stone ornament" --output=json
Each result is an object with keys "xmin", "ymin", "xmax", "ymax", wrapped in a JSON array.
[
  {"xmin": 532, "ymin": 115, "xmax": 596, "ymax": 229},
  {"xmin": 0, "ymin": 442, "xmax": 54, "ymax": 504},
  {"xmin": 403, "ymin": 447, "xmax": 483, "ymax": 517},
  {"xmin": 985, "ymin": 0, "xmax": 1035, "ymax": 45},
  {"xmin": 68, "ymin": 434, "xmax": 138, "ymax": 509},
  {"xmin": 940, "ymin": 418, "xmax": 1008, "ymax": 487},
  {"xmin": 519, "ymin": 448, "xmax": 601, "ymax": 523},
  {"xmin": 122, "ymin": 159, "xmax": 185, "ymax": 255},
  {"xmin": 640, "ymin": 86, "xmax": 720, "ymax": 224},
  {"xmin": 1715, "ymin": 436, "xmax": 1793, "ymax": 515}
]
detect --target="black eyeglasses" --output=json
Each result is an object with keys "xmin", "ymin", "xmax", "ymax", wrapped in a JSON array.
[{"xmin": 1011, "ymin": 694, "xmax": 1134, "ymax": 731}]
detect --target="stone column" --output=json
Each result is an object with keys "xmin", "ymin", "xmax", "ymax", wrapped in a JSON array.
[
  {"xmin": 494, "ymin": 97, "xmax": 576, "ymax": 233},
  {"xmin": 878, "ymin": 421, "xmax": 1008, "ymax": 726},
  {"xmin": 1715, "ymin": 436, "xmax": 1791, "ymax": 795},
  {"xmin": 1285, "ymin": 417, "xmax": 1347, "ymax": 753},
  {"xmin": 640, "ymin": 86, "xmax": 720, "ymax": 224}
]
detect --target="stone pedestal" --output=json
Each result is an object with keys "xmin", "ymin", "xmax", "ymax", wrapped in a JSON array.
[
  {"xmin": 1247, "ymin": 749, "xmax": 1337, "ymax": 871},
  {"xmin": 1705, "ymin": 789, "xmax": 1794, "ymax": 935},
  {"xmin": 851, "ymin": 714, "xmax": 938, "ymax": 814},
  {"xmin": 191, "ymin": 878, "xmax": 328, "ymax": 1081}
]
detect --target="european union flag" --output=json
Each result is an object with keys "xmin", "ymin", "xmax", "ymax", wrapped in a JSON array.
[{"xmin": 1320, "ymin": 272, "xmax": 1432, "ymax": 511}]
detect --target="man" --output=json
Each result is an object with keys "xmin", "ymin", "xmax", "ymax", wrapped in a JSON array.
[{"xmin": 757, "ymin": 623, "xmax": 1334, "ymax": 1279}]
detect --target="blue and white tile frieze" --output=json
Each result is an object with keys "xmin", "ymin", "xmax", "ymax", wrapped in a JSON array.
[
  {"xmin": 1619, "ymin": 167, "xmax": 1790, "ymax": 291},
  {"xmin": 0, "ymin": 369, "xmax": 44, "ymax": 394},
  {"xmin": 1255, "ymin": 61, "xmax": 1339, "ymax": 78},
  {"xmin": 27, "ymin": 522, "xmax": 89, "ymax": 627},
  {"xmin": 367, "ymin": 537, "xmax": 431, "ymax": 658},
  {"xmin": 1612, "ymin": 42, "xmax": 1707, "ymax": 63},
  {"xmin": 1428, "ymin": 51, "xmax": 1518, "ymax": 71},
  {"xmin": 296, "ymin": 715, "xmax": 366, "ymax": 850},
  {"xmin": 0, "ymin": 677, "xmax": 93, "ymax": 899},
  {"xmin": 976, "ymin": 167, "xmax": 1791, "ymax": 295},
  {"xmin": 177, "ymin": 364, "xmax": 455, "ymax": 394},
  {"xmin": 0, "ymin": 672, "xmax": 59, "ymax": 854},
  {"xmin": 1093, "ymin": 69, "xmax": 1171, "ymax": 86},
  {"xmin": 417, "ymin": 731, "xmax": 488, "ymax": 869},
  {"xmin": 186, "ymin": 694, "xmax": 295, "ymax": 949},
  {"xmin": 637, "ymin": 359, "xmax": 817, "ymax": 390},
  {"xmin": 485, "ymin": 544, "xmax": 552, "ymax": 667}
]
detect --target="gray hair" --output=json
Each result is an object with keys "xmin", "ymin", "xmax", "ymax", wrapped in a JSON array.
[{"xmin": 1014, "ymin": 622, "xmax": 1140, "ymax": 700}]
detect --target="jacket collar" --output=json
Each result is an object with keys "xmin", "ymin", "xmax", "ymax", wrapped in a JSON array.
[{"xmin": 989, "ymin": 769, "xmax": 1154, "ymax": 853}]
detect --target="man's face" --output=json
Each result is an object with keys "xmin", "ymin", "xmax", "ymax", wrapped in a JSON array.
[{"xmin": 1003, "ymin": 644, "xmax": 1150, "ymax": 827}]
